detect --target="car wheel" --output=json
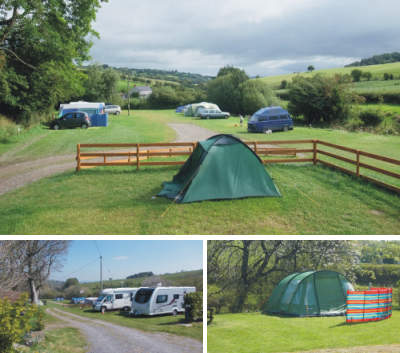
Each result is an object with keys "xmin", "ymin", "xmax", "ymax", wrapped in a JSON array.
[
  {"xmin": 81, "ymin": 123, "xmax": 88, "ymax": 129},
  {"xmin": 123, "ymin": 306, "xmax": 130, "ymax": 312},
  {"xmin": 283, "ymin": 125, "xmax": 288, "ymax": 132},
  {"xmin": 172, "ymin": 309, "xmax": 178, "ymax": 316},
  {"xmin": 115, "ymin": 111, "xmax": 120, "ymax": 115},
  {"xmin": 53, "ymin": 124, "xmax": 60, "ymax": 130}
]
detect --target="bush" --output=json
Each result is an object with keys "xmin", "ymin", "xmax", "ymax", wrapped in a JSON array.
[
  {"xmin": 0, "ymin": 294, "xmax": 36, "ymax": 353},
  {"xmin": 355, "ymin": 264, "xmax": 400, "ymax": 286},
  {"xmin": 359, "ymin": 110, "xmax": 384, "ymax": 126},
  {"xmin": 184, "ymin": 292, "xmax": 202, "ymax": 322},
  {"xmin": 288, "ymin": 74, "xmax": 360, "ymax": 125}
]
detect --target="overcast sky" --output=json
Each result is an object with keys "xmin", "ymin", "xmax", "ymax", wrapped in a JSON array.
[{"xmin": 89, "ymin": 0, "xmax": 400, "ymax": 76}]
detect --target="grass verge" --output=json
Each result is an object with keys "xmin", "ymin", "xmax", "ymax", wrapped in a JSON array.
[{"xmin": 47, "ymin": 301, "xmax": 202, "ymax": 341}]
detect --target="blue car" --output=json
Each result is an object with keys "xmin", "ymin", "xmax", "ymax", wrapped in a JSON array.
[{"xmin": 247, "ymin": 106, "xmax": 293, "ymax": 133}]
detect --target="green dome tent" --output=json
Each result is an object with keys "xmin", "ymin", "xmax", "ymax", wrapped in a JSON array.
[
  {"xmin": 157, "ymin": 134, "xmax": 281, "ymax": 203},
  {"xmin": 263, "ymin": 270, "xmax": 354, "ymax": 317}
]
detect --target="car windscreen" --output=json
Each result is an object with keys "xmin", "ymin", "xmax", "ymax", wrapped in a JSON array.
[
  {"xmin": 135, "ymin": 288, "xmax": 155, "ymax": 303},
  {"xmin": 249, "ymin": 114, "xmax": 261, "ymax": 122}
]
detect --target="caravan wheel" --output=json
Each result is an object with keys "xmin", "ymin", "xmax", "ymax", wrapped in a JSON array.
[
  {"xmin": 172, "ymin": 309, "xmax": 178, "ymax": 316},
  {"xmin": 122, "ymin": 306, "xmax": 130, "ymax": 312}
]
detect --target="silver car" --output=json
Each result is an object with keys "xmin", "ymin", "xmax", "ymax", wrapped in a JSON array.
[{"xmin": 104, "ymin": 105, "xmax": 121, "ymax": 115}]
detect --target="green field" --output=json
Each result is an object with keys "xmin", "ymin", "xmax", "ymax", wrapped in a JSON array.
[
  {"xmin": 257, "ymin": 62, "xmax": 400, "ymax": 88},
  {"xmin": 1, "ymin": 110, "xmax": 399, "ymax": 235},
  {"xmin": 47, "ymin": 301, "xmax": 202, "ymax": 341},
  {"xmin": 208, "ymin": 310, "xmax": 400, "ymax": 353}
]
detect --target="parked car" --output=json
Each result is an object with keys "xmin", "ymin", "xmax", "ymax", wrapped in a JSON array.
[
  {"xmin": 104, "ymin": 105, "xmax": 121, "ymax": 115},
  {"xmin": 198, "ymin": 109, "xmax": 230, "ymax": 119},
  {"xmin": 247, "ymin": 106, "xmax": 293, "ymax": 133},
  {"xmin": 50, "ymin": 111, "xmax": 91, "ymax": 130}
]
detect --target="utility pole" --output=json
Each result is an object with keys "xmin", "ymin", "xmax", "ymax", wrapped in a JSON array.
[
  {"xmin": 127, "ymin": 75, "xmax": 131, "ymax": 116},
  {"xmin": 100, "ymin": 255, "xmax": 103, "ymax": 292}
]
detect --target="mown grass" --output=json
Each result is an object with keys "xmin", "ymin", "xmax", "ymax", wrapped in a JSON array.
[
  {"xmin": 0, "ymin": 162, "xmax": 399, "ymax": 235},
  {"xmin": 0, "ymin": 111, "xmax": 176, "ymax": 163},
  {"xmin": 208, "ymin": 310, "xmax": 400, "ymax": 353},
  {"xmin": 48, "ymin": 301, "xmax": 202, "ymax": 341}
]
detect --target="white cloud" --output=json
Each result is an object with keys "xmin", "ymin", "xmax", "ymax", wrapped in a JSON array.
[
  {"xmin": 90, "ymin": 0, "xmax": 400, "ymax": 76},
  {"xmin": 112, "ymin": 256, "xmax": 129, "ymax": 261}
]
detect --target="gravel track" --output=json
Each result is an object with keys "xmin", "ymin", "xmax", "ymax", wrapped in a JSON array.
[
  {"xmin": 47, "ymin": 308, "xmax": 202, "ymax": 353},
  {"xmin": 0, "ymin": 123, "xmax": 217, "ymax": 195}
]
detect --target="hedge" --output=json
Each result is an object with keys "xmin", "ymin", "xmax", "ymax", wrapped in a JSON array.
[{"xmin": 355, "ymin": 264, "xmax": 400, "ymax": 285}]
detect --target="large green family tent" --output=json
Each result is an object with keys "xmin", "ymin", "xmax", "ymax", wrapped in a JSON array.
[
  {"xmin": 263, "ymin": 270, "xmax": 354, "ymax": 317},
  {"xmin": 184, "ymin": 102, "xmax": 220, "ymax": 117},
  {"xmin": 157, "ymin": 134, "xmax": 281, "ymax": 203}
]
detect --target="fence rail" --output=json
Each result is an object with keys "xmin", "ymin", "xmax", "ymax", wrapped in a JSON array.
[{"xmin": 76, "ymin": 139, "xmax": 400, "ymax": 194}]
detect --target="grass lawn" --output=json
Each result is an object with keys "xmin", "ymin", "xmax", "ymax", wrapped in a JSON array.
[
  {"xmin": 0, "ymin": 163, "xmax": 399, "ymax": 235},
  {"xmin": 20, "ymin": 309, "xmax": 87, "ymax": 353},
  {"xmin": 1, "ymin": 109, "xmax": 399, "ymax": 234},
  {"xmin": 47, "ymin": 301, "xmax": 202, "ymax": 341},
  {"xmin": 207, "ymin": 310, "xmax": 400, "ymax": 353},
  {"xmin": 0, "ymin": 111, "xmax": 176, "ymax": 163}
]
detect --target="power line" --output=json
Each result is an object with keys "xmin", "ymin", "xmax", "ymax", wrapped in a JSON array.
[{"xmin": 62, "ymin": 257, "xmax": 99, "ymax": 279}]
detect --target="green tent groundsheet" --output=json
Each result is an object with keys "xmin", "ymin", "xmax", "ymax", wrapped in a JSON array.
[
  {"xmin": 157, "ymin": 134, "xmax": 281, "ymax": 203},
  {"xmin": 263, "ymin": 270, "xmax": 354, "ymax": 317}
]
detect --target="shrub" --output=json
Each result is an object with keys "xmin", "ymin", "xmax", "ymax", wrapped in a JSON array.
[
  {"xmin": 280, "ymin": 80, "xmax": 288, "ymax": 89},
  {"xmin": 355, "ymin": 264, "xmax": 400, "ymax": 286},
  {"xmin": 184, "ymin": 292, "xmax": 202, "ymax": 322},
  {"xmin": 0, "ymin": 294, "xmax": 36, "ymax": 353},
  {"xmin": 359, "ymin": 110, "xmax": 384, "ymax": 126},
  {"xmin": 351, "ymin": 69, "xmax": 362, "ymax": 82},
  {"xmin": 288, "ymin": 74, "xmax": 360, "ymax": 124}
]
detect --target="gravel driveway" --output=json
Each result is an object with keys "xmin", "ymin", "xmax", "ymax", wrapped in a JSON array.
[
  {"xmin": 0, "ymin": 123, "xmax": 216, "ymax": 195},
  {"xmin": 47, "ymin": 308, "xmax": 202, "ymax": 353}
]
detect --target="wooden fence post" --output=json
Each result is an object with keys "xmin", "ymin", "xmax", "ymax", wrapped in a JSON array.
[
  {"xmin": 136, "ymin": 144, "xmax": 140, "ymax": 169},
  {"xmin": 76, "ymin": 144, "xmax": 81, "ymax": 172},
  {"xmin": 313, "ymin": 140, "xmax": 317, "ymax": 165},
  {"xmin": 254, "ymin": 142, "xmax": 258, "ymax": 154},
  {"xmin": 356, "ymin": 150, "xmax": 360, "ymax": 177}
]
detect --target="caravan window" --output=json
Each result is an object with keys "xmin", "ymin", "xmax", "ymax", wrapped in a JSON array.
[
  {"xmin": 156, "ymin": 295, "xmax": 168, "ymax": 303},
  {"xmin": 173, "ymin": 294, "xmax": 179, "ymax": 299},
  {"xmin": 135, "ymin": 288, "xmax": 154, "ymax": 303},
  {"xmin": 115, "ymin": 294, "xmax": 123, "ymax": 300}
]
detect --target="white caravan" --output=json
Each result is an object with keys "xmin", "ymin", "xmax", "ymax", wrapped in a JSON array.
[
  {"xmin": 130, "ymin": 287, "xmax": 196, "ymax": 316},
  {"xmin": 93, "ymin": 288, "xmax": 138, "ymax": 313}
]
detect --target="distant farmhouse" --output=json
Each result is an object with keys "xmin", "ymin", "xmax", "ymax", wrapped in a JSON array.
[{"xmin": 125, "ymin": 85, "xmax": 153, "ymax": 99}]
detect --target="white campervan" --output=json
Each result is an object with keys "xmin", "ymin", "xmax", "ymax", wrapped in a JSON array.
[
  {"xmin": 130, "ymin": 286, "xmax": 196, "ymax": 316},
  {"xmin": 93, "ymin": 288, "xmax": 138, "ymax": 313}
]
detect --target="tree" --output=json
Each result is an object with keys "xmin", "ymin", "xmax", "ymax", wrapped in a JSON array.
[
  {"xmin": 207, "ymin": 66, "xmax": 249, "ymax": 114},
  {"xmin": 0, "ymin": 241, "xmax": 69, "ymax": 304},
  {"xmin": 288, "ymin": 74, "xmax": 360, "ymax": 124},
  {"xmin": 63, "ymin": 278, "xmax": 79, "ymax": 289},
  {"xmin": 240, "ymin": 80, "xmax": 279, "ymax": 115},
  {"xmin": 0, "ymin": 241, "xmax": 25, "ymax": 291},
  {"xmin": 362, "ymin": 71, "xmax": 372, "ymax": 81},
  {"xmin": 307, "ymin": 65, "xmax": 315, "ymax": 72},
  {"xmin": 208, "ymin": 240, "xmax": 358, "ymax": 313},
  {"xmin": 351, "ymin": 69, "xmax": 363, "ymax": 82},
  {"xmin": 0, "ymin": 1, "xmax": 107, "ymax": 123}
]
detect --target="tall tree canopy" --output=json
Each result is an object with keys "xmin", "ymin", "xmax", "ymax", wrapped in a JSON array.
[
  {"xmin": 0, "ymin": 0, "xmax": 107, "ymax": 123},
  {"xmin": 208, "ymin": 240, "xmax": 359, "ymax": 313},
  {"xmin": 0, "ymin": 241, "xmax": 69, "ymax": 304}
]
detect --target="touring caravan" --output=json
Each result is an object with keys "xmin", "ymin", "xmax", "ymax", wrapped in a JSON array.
[
  {"xmin": 130, "ymin": 287, "xmax": 196, "ymax": 316},
  {"xmin": 93, "ymin": 288, "xmax": 138, "ymax": 313}
]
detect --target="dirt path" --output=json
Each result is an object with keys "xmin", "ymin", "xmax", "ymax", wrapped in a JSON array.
[
  {"xmin": 0, "ymin": 123, "xmax": 217, "ymax": 196},
  {"xmin": 47, "ymin": 308, "xmax": 202, "ymax": 353},
  {"xmin": 289, "ymin": 344, "xmax": 400, "ymax": 353}
]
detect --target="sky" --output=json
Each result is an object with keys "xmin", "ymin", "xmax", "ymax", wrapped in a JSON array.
[
  {"xmin": 50, "ymin": 240, "xmax": 203, "ymax": 283},
  {"xmin": 89, "ymin": 0, "xmax": 400, "ymax": 76}
]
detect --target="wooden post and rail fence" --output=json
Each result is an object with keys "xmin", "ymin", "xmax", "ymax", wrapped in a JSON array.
[{"xmin": 76, "ymin": 139, "xmax": 400, "ymax": 194}]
